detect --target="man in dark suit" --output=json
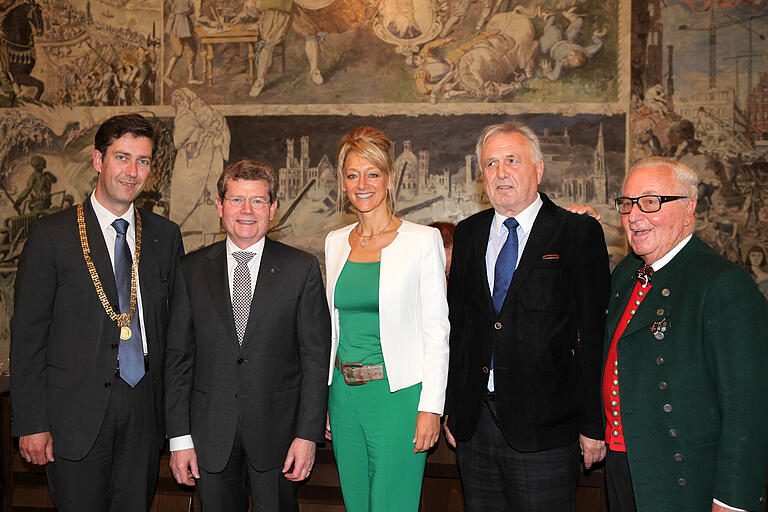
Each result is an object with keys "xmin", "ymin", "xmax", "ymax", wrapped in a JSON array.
[
  {"xmin": 604, "ymin": 157, "xmax": 768, "ymax": 512},
  {"xmin": 165, "ymin": 160, "xmax": 330, "ymax": 511},
  {"xmin": 444, "ymin": 121, "xmax": 610, "ymax": 511},
  {"xmin": 10, "ymin": 113, "xmax": 184, "ymax": 511}
]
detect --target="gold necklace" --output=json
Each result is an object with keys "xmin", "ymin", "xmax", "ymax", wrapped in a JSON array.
[
  {"xmin": 356, "ymin": 215, "xmax": 393, "ymax": 247},
  {"xmin": 77, "ymin": 203, "xmax": 142, "ymax": 340}
]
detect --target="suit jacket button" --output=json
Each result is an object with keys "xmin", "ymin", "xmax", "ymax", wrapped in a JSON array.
[
  {"xmin": 104, "ymin": 382, "xmax": 111, "ymax": 388},
  {"xmin": 663, "ymin": 403, "xmax": 672, "ymax": 413},
  {"xmin": 658, "ymin": 381, "xmax": 668, "ymax": 390},
  {"xmin": 677, "ymin": 478, "xmax": 686, "ymax": 486},
  {"xmin": 482, "ymin": 367, "xmax": 489, "ymax": 374},
  {"xmin": 673, "ymin": 453, "xmax": 683, "ymax": 462},
  {"xmin": 237, "ymin": 358, "xmax": 244, "ymax": 364},
  {"xmin": 494, "ymin": 322, "xmax": 502, "ymax": 330},
  {"xmin": 759, "ymin": 496, "xmax": 766, "ymax": 503},
  {"xmin": 656, "ymin": 357, "xmax": 664, "ymax": 366},
  {"xmin": 668, "ymin": 428, "xmax": 678, "ymax": 438}
]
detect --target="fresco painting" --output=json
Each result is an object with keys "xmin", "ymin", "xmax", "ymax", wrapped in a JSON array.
[
  {"xmin": 630, "ymin": 0, "xmax": 768, "ymax": 299},
  {"xmin": 1, "ymin": 0, "xmax": 622, "ymax": 106}
]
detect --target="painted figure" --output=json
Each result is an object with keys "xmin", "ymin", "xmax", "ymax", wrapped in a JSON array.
[
  {"xmin": 14, "ymin": 155, "xmax": 56, "ymax": 213},
  {"xmin": 169, "ymin": 88, "xmax": 230, "ymax": 250},
  {"xmin": 164, "ymin": 0, "xmax": 203, "ymax": 86},
  {"xmin": 539, "ymin": 7, "xmax": 606, "ymax": 81}
]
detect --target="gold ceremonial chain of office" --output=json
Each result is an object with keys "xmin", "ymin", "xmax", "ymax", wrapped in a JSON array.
[{"xmin": 77, "ymin": 203, "xmax": 142, "ymax": 339}]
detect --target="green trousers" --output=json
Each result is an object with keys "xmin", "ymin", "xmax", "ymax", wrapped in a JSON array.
[{"xmin": 328, "ymin": 368, "xmax": 426, "ymax": 512}]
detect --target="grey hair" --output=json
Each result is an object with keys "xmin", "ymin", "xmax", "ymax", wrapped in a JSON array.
[
  {"xmin": 474, "ymin": 121, "xmax": 543, "ymax": 167},
  {"xmin": 629, "ymin": 157, "xmax": 699, "ymax": 199}
]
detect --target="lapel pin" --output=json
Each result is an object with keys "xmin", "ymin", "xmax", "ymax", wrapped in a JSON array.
[{"xmin": 651, "ymin": 318, "xmax": 668, "ymax": 340}]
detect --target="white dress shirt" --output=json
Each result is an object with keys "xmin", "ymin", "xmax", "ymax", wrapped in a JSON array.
[
  {"xmin": 485, "ymin": 194, "xmax": 543, "ymax": 392},
  {"xmin": 170, "ymin": 236, "xmax": 265, "ymax": 452},
  {"xmin": 90, "ymin": 194, "xmax": 148, "ymax": 355}
]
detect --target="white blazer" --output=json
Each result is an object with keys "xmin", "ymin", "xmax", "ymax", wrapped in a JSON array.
[{"xmin": 324, "ymin": 220, "xmax": 450, "ymax": 414}]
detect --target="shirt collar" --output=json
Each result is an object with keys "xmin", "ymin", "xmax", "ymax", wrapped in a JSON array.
[
  {"xmin": 492, "ymin": 193, "xmax": 543, "ymax": 236},
  {"xmin": 226, "ymin": 236, "xmax": 265, "ymax": 257},
  {"xmin": 651, "ymin": 234, "xmax": 693, "ymax": 272},
  {"xmin": 90, "ymin": 192, "xmax": 134, "ymax": 232}
]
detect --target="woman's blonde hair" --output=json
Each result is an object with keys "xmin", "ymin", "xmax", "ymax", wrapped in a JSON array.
[{"xmin": 336, "ymin": 126, "xmax": 397, "ymax": 215}]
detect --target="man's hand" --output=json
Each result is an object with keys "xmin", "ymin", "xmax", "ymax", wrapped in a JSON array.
[
  {"xmin": 170, "ymin": 448, "xmax": 199, "ymax": 486},
  {"xmin": 565, "ymin": 204, "xmax": 602, "ymax": 222},
  {"xmin": 413, "ymin": 411, "xmax": 440, "ymax": 453},
  {"xmin": 579, "ymin": 434, "xmax": 606, "ymax": 469},
  {"xmin": 19, "ymin": 432, "xmax": 54, "ymax": 465},
  {"xmin": 442, "ymin": 416, "xmax": 457, "ymax": 448},
  {"xmin": 282, "ymin": 438, "xmax": 315, "ymax": 482}
]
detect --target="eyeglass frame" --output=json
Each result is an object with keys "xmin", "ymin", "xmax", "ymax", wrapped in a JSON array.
[
  {"xmin": 222, "ymin": 195, "xmax": 272, "ymax": 209},
  {"xmin": 614, "ymin": 195, "xmax": 688, "ymax": 214}
]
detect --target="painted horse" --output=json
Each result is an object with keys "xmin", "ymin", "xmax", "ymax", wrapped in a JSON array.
[{"xmin": 1, "ymin": 0, "xmax": 44, "ymax": 104}]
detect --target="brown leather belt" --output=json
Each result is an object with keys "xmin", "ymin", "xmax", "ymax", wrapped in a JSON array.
[{"xmin": 335, "ymin": 357, "xmax": 384, "ymax": 386}]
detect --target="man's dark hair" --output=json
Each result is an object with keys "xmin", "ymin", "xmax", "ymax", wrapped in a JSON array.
[
  {"xmin": 217, "ymin": 160, "xmax": 279, "ymax": 203},
  {"xmin": 94, "ymin": 114, "xmax": 154, "ymax": 156}
]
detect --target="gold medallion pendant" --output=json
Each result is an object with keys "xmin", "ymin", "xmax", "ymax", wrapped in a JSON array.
[{"xmin": 120, "ymin": 326, "xmax": 132, "ymax": 340}]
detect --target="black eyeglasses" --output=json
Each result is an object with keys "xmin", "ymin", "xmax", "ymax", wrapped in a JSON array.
[{"xmin": 614, "ymin": 195, "xmax": 688, "ymax": 214}]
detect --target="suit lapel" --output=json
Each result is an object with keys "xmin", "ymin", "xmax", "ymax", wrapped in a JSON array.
[
  {"xmin": 498, "ymin": 197, "xmax": 557, "ymax": 314},
  {"xmin": 83, "ymin": 199, "xmax": 119, "ymax": 308},
  {"xmin": 241, "ymin": 237, "xmax": 279, "ymax": 349},
  {"xmin": 617, "ymin": 237, "xmax": 697, "ymax": 339},
  {"xmin": 605, "ymin": 270, "xmax": 637, "ymax": 347},
  {"xmin": 137, "ymin": 209, "xmax": 159, "ymax": 348},
  {"xmin": 468, "ymin": 210, "xmax": 495, "ymax": 320},
  {"xmin": 204, "ymin": 242, "xmax": 240, "ymax": 349}
]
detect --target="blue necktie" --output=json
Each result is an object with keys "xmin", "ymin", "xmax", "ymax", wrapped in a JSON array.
[
  {"xmin": 492, "ymin": 217, "xmax": 519, "ymax": 314},
  {"xmin": 113, "ymin": 218, "xmax": 145, "ymax": 387}
]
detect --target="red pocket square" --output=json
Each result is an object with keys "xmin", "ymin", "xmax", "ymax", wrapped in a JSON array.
[{"xmin": 542, "ymin": 254, "xmax": 560, "ymax": 260}]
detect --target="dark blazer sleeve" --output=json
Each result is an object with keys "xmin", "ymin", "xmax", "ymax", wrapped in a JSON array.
[
  {"xmin": 704, "ymin": 266, "xmax": 768, "ymax": 508},
  {"xmin": 164, "ymin": 261, "xmax": 195, "ymax": 439},
  {"xmin": 10, "ymin": 220, "xmax": 59, "ymax": 436},
  {"xmin": 568, "ymin": 215, "xmax": 610, "ymax": 440},
  {"xmin": 293, "ymin": 256, "xmax": 331, "ymax": 442},
  {"xmin": 445, "ymin": 219, "xmax": 471, "ymax": 418}
]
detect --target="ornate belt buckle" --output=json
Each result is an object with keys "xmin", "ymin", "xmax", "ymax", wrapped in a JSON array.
[{"xmin": 341, "ymin": 362, "xmax": 367, "ymax": 386}]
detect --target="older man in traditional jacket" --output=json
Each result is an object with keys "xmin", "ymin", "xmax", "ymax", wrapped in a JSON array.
[{"xmin": 603, "ymin": 157, "xmax": 768, "ymax": 512}]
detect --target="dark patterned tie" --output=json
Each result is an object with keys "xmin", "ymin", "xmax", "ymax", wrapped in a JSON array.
[
  {"xmin": 112, "ymin": 218, "xmax": 144, "ymax": 387},
  {"xmin": 636, "ymin": 264, "xmax": 654, "ymax": 288},
  {"xmin": 492, "ymin": 217, "xmax": 520, "ymax": 314},
  {"xmin": 232, "ymin": 251, "xmax": 256, "ymax": 345}
]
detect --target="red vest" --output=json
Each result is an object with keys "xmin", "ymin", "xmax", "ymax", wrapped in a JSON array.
[{"xmin": 603, "ymin": 279, "xmax": 652, "ymax": 451}]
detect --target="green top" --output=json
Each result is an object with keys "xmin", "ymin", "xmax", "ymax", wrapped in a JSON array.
[{"xmin": 335, "ymin": 260, "xmax": 383, "ymax": 366}]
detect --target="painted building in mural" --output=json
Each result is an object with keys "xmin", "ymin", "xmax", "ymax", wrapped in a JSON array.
[
  {"xmin": 747, "ymin": 72, "xmax": 768, "ymax": 140},
  {"xmin": 676, "ymin": 87, "xmax": 750, "ymax": 152}
]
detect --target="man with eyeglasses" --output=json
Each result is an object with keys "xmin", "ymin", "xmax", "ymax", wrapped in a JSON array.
[
  {"xmin": 164, "ymin": 160, "xmax": 330, "ymax": 510},
  {"xmin": 604, "ymin": 157, "xmax": 768, "ymax": 512}
]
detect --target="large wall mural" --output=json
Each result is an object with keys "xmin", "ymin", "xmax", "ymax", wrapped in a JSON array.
[
  {"xmin": 2, "ymin": 0, "xmax": 767, "ymax": 357},
  {"xmin": 0, "ymin": 0, "xmax": 622, "ymax": 107},
  {"xmin": 630, "ymin": 0, "xmax": 768, "ymax": 301}
]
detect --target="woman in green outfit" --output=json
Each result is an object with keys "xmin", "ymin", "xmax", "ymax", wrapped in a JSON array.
[{"xmin": 323, "ymin": 126, "xmax": 450, "ymax": 511}]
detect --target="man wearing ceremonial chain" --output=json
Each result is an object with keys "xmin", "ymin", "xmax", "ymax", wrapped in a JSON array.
[{"xmin": 10, "ymin": 114, "xmax": 184, "ymax": 511}]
